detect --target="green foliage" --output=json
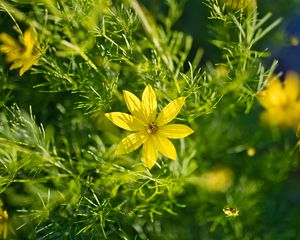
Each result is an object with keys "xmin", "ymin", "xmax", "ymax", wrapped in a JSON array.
[{"xmin": 0, "ymin": 0, "xmax": 299, "ymax": 239}]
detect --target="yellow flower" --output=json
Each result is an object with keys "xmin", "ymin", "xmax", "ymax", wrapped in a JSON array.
[
  {"xmin": 257, "ymin": 72, "xmax": 300, "ymax": 128},
  {"xmin": 223, "ymin": 206, "xmax": 239, "ymax": 218},
  {"xmin": 246, "ymin": 147, "xmax": 256, "ymax": 157},
  {"xmin": 291, "ymin": 36, "xmax": 299, "ymax": 46},
  {"xmin": 105, "ymin": 85, "xmax": 194, "ymax": 169},
  {"xmin": 0, "ymin": 201, "xmax": 8, "ymax": 240},
  {"xmin": 0, "ymin": 28, "xmax": 41, "ymax": 76},
  {"xmin": 197, "ymin": 167, "xmax": 233, "ymax": 192}
]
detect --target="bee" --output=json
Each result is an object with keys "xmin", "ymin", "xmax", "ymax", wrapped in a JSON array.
[{"xmin": 223, "ymin": 206, "xmax": 239, "ymax": 218}]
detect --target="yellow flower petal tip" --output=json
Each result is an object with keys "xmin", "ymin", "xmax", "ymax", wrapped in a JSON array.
[
  {"xmin": 257, "ymin": 72, "xmax": 300, "ymax": 129},
  {"xmin": 143, "ymin": 157, "xmax": 157, "ymax": 169},
  {"xmin": 0, "ymin": 202, "xmax": 8, "ymax": 240},
  {"xmin": 115, "ymin": 144, "xmax": 124, "ymax": 156},
  {"xmin": 105, "ymin": 85, "xmax": 193, "ymax": 169},
  {"xmin": 0, "ymin": 28, "xmax": 41, "ymax": 76},
  {"xmin": 156, "ymin": 96, "xmax": 186, "ymax": 126}
]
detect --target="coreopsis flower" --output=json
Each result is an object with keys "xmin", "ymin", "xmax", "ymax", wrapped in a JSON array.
[
  {"xmin": 223, "ymin": 206, "xmax": 239, "ymax": 218},
  {"xmin": 0, "ymin": 201, "xmax": 8, "ymax": 239},
  {"xmin": 0, "ymin": 28, "xmax": 41, "ymax": 76},
  {"xmin": 105, "ymin": 85, "xmax": 194, "ymax": 169},
  {"xmin": 257, "ymin": 72, "xmax": 300, "ymax": 128}
]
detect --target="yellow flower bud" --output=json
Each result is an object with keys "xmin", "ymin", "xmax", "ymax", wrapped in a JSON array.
[{"xmin": 247, "ymin": 147, "xmax": 256, "ymax": 157}]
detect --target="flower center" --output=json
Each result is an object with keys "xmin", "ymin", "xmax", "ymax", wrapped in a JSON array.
[{"xmin": 145, "ymin": 122, "xmax": 157, "ymax": 134}]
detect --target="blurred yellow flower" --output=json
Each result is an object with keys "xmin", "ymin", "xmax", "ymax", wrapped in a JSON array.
[
  {"xmin": 197, "ymin": 167, "xmax": 233, "ymax": 192},
  {"xmin": 105, "ymin": 85, "xmax": 194, "ymax": 169},
  {"xmin": 215, "ymin": 65, "xmax": 229, "ymax": 78},
  {"xmin": 0, "ymin": 201, "xmax": 8, "ymax": 240},
  {"xmin": 247, "ymin": 147, "xmax": 256, "ymax": 157},
  {"xmin": 290, "ymin": 36, "xmax": 299, "ymax": 46},
  {"xmin": 257, "ymin": 72, "xmax": 300, "ymax": 128},
  {"xmin": 0, "ymin": 28, "xmax": 41, "ymax": 76}
]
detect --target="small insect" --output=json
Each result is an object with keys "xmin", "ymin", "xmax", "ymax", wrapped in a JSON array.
[{"xmin": 223, "ymin": 206, "xmax": 239, "ymax": 218}]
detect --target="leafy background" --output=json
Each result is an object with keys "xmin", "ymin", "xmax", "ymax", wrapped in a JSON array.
[{"xmin": 0, "ymin": 0, "xmax": 300, "ymax": 239}]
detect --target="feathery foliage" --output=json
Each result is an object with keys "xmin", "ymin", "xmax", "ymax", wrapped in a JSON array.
[{"xmin": 0, "ymin": 0, "xmax": 300, "ymax": 239}]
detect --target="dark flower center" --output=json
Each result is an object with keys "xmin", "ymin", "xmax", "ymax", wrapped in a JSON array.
[{"xmin": 145, "ymin": 122, "xmax": 157, "ymax": 134}]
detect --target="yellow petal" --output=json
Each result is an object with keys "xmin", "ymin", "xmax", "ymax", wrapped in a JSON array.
[
  {"xmin": 156, "ymin": 97, "xmax": 185, "ymax": 126},
  {"xmin": 115, "ymin": 132, "xmax": 147, "ymax": 155},
  {"xmin": 261, "ymin": 109, "xmax": 285, "ymax": 126},
  {"xmin": 23, "ymin": 29, "xmax": 35, "ymax": 54},
  {"xmin": 2, "ymin": 224, "xmax": 7, "ymax": 240},
  {"xmin": 142, "ymin": 136, "xmax": 158, "ymax": 169},
  {"xmin": 9, "ymin": 59, "xmax": 24, "ymax": 70},
  {"xmin": 153, "ymin": 133, "xmax": 177, "ymax": 160},
  {"xmin": 0, "ymin": 33, "xmax": 19, "ymax": 49},
  {"xmin": 142, "ymin": 85, "xmax": 157, "ymax": 123},
  {"xmin": 0, "ymin": 45, "xmax": 20, "ymax": 55},
  {"xmin": 257, "ymin": 78, "xmax": 286, "ymax": 108},
  {"xmin": 123, "ymin": 90, "xmax": 146, "ymax": 122},
  {"xmin": 5, "ymin": 50, "xmax": 22, "ymax": 62},
  {"xmin": 105, "ymin": 112, "xmax": 145, "ymax": 131},
  {"xmin": 158, "ymin": 124, "xmax": 194, "ymax": 139},
  {"xmin": 19, "ymin": 64, "xmax": 28, "ymax": 76},
  {"xmin": 284, "ymin": 72, "xmax": 300, "ymax": 102},
  {"xmin": 18, "ymin": 57, "xmax": 38, "ymax": 76}
]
